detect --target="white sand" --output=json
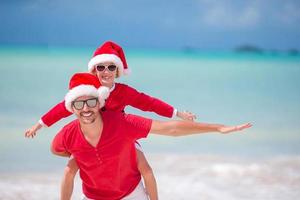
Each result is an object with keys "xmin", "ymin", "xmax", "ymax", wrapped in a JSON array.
[{"xmin": 1, "ymin": 154, "xmax": 300, "ymax": 200}]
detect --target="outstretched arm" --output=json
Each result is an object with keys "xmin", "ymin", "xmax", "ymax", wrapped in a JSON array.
[
  {"xmin": 25, "ymin": 100, "xmax": 72, "ymax": 138},
  {"xmin": 150, "ymin": 120, "xmax": 252, "ymax": 136},
  {"xmin": 124, "ymin": 85, "xmax": 197, "ymax": 121},
  {"xmin": 41, "ymin": 100, "xmax": 72, "ymax": 127}
]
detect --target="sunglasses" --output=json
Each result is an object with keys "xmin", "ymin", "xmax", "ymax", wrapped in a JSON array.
[
  {"xmin": 96, "ymin": 65, "xmax": 117, "ymax": 72},
  {"xmin": 72, "ymin": 98, "xmax": 98, "ymax": 110}
]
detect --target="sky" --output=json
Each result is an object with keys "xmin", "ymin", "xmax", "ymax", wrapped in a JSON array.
[{"xmin": 0, "ymin": 0, "xmax": 300, "ymax": 50}]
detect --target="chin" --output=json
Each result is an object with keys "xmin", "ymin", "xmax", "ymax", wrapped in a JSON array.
[
  {"xmin": 80, "ymin": 117, "xmax": 96, "ymax": 124},
  {"xmin": 102, "ymin": 80, "xmax": 113, "ymax": 86}
]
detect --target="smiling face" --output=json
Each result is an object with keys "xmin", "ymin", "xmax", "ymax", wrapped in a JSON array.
[
  {"xmin": 94, "ymin": 61, "xmax": 118, "ymax": 88},
  {"xmin": 72, "ymin": 96, "xmax": 100, "ymax": 125}
]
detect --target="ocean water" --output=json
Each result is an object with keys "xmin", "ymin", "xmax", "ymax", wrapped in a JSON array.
[{"xmin": 0, "ymin": 45, "xmax": 300, "ymax": 199}]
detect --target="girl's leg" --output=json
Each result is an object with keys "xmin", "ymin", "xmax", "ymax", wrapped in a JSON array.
[
  {"xmin": 61, "ymin": 157, "xmax": 79, "ymax": 200},
  {"xmin": 136, "ymin": 147, "xmax": 158, "ymax": 200}
]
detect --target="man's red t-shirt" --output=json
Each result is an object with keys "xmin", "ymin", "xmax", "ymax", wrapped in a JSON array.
[{"xmin": 52, "ymin": 111, "xmax": 152, "ymax": 200}]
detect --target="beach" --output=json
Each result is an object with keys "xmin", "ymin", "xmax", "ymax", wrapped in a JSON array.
[
  {"xmin": 0, "ymin": 46, "xmax": 300, "ymax": 199},
  {"xmin": 1, "ymin": 0, "xmax": 300, "ymax": 198},
  {"xmin": 1, "ymin": 153, "xmax": 300, "ymax": 200}
]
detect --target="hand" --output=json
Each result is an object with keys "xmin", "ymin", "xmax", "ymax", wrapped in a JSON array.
[
  {"xmin": 218, "ymin": 123, "xmax": 252, "ymax": 134},
  {"xmin": 177, "ymin": 111, "xmax": 197, "ymax": 121},
  {"xmin": 25, "ymin": 123, "xmax": 42, "ymax": 138}
]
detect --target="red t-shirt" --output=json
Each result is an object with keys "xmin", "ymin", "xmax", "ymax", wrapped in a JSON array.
[{"xmin": 52, "ymin": 111, "xmax": 152, "ymax": 200}]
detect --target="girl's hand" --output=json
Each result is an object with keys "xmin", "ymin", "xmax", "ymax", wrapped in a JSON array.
[
  {"xmin": 177, "ymin": 111, "xmax": 197, "ymax": 121},
  {"xmin": 25, "ymin": 123, "xmax": 42, "ymax": 138}
]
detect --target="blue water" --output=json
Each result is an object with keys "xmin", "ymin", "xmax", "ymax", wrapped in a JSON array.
[{"xmin": 0, "ymin": 45, "xmax": 300, "ymax": 172}]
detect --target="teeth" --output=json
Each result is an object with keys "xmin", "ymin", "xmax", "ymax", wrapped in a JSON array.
[{"xmin": 81, "ymin": 112, "xmax": 92, "ymax": 117}]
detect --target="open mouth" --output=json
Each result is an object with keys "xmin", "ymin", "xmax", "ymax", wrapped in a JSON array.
[
  {"xmin": 80, "ymin": 111, "xmax": 94, "ymax": 117},
  {"xmin": 101, "ymin": 75, "xmax": 112, "ymax": 80}
]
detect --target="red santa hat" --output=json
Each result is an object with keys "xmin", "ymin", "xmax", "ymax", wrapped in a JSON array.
[
  {"xmin": 64, "ymin": 73, "xmax": 110, "ymax": 112},
  {"xmin": 87, "ymin": 41, "xmax": 130, "ymax": 76}
]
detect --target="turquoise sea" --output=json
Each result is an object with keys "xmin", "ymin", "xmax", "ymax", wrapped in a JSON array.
[{"xmin": 0, "ymin": 46, "xmax": 300, "ymax": 199}]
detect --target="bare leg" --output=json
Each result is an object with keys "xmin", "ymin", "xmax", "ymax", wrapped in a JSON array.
[
  {"xmin": 61, "ymin": 157, "xmax": 79, "ymax": 200},
  {"xmin": 136, "ymin": 149, "xmax": 158, "ymax": 200}
]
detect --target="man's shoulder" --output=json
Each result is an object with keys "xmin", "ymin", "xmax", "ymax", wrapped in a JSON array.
[
  {"xmin": 60, "ymin": 119, "xmax": 80, "ymax": 134},
  {"xmin": 102, "ymin": 110, "xmax": 124, "ymax": 120},
  {"xmin": 123, "ymin": 114, "xmax": 152, "ymax": 124},
  {"xmin": 102, "ymin": 110, "xmax": 142, "ymax": 119},
  {"xmin": 115, "ymin": 83, "xmax": 134, "ymax": 91},
  {"xmin": 115, "ymin": 82, "xmax": 128, "ymax": 88},
  {"xmin": 102, "ymin": 111, "xmax": 152, "ymax": 126},
  {"xmin": 113, "ymin": 112, "xmax": 152, "ymax": 127},
  {"xmin": 102, "ymin": 111, "xmax": 137, "ymax": 125}
]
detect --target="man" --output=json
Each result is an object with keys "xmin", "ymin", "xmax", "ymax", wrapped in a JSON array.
[{"xmin": 52, "ymin": 72, "xmax": 251, "ymax": 200}]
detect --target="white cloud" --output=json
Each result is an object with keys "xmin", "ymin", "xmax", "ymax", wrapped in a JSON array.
[
  {"xmin": 276, "ymin": 2, "xmax": 300, "ymax": 25},
  {"xmin": 199, "ymin": 0, "xmax": 261, "ymax": 29}
]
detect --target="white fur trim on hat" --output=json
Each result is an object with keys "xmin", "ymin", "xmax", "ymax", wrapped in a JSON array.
[
  {"xmin": 123, "ymin": 68, "xmax": 131, "ymax": 75},
  {"xmin": 65, "ymin": 85, "xmax": 99, "ymax": 112},
  {"xmin": 98, "ymin": 86, "xmax": 110, "ymax": 109},
  {"xmin": 88, "ymin": 54, "xmax": 124, "ymax": 75},
  {"xmin": 98, "ymin": 86, "xmax": 110, "ymax": 100}
]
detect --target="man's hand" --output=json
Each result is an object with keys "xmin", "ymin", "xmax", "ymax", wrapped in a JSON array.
[
  {"xmin": 25, "ymin": 123, "xmax": 42, "ymax": 138},
  {"xmin": 177, "ymin": 111, "xmax": 197, "ymax": 121},
  {"xmin": 218, "ymin": 123, "xmax": 252, "ymax": 134}
]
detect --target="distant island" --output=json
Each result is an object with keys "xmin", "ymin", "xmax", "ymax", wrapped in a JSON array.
[
  {"xmin": 234, "ymin": 44, "xmax": 299, "ymax": 56},
  {"xmin": 287, "ymin": 48, "xmax": 299, "ymax": 56},
  {"xmin": 234, "ymin": 45, "xmax": 264, "ymax": 54},
  {"xmin": 180, "ymin": 44, "xmax": 299, "ymax": 56}
]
